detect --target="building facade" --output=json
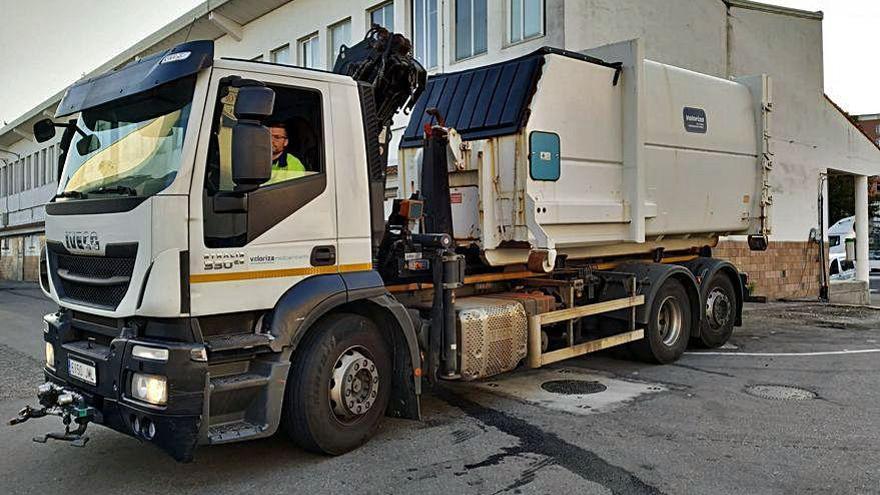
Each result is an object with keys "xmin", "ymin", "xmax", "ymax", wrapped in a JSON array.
[
  {"xmin": 854, "ymin": 114, "xmax": 880, "ymax": 149},
  {"xmin": 2, "ymin": 0, "xmax": 879, "ymax": 301}
]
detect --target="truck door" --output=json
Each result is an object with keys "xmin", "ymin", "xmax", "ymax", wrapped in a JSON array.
[{"xmin": 187, "ymin": 69, "xmax": 338, "ymax": 316}]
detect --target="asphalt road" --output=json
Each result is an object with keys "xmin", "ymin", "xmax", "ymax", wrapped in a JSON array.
[{"xmin": 1, "ymin": 285, "xmax": 879, "ymax": 494}]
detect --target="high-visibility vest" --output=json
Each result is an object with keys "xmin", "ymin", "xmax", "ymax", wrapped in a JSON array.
[{"xmin": 268, "ymin": 152, "xmax": 306, "ymax": 184}]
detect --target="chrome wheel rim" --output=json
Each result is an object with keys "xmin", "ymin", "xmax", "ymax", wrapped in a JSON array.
[
  {"xmin": 657, "ymin": 295, "xmax": 683, "ymax": 346},
  {"xmin": 706, "ymin": 288, "xmax": 732, "ymax": 330},
  {"xmin": 329, "ymin": 346, "xmax": 379, "ymax": 422}
]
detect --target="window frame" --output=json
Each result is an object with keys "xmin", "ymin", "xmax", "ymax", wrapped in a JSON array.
[
  {"xmin": 368, "ymin": 1, "xmax": 395, "ymax": 30},
  {"xmin": 202, "ymin": 75, "xmax": 330, "ymax": 247},
  {"xmin": 329, "ymin": 18, "xmax": 352, "ymax": 67},
  {"xmin": 412, "ymin": 0, "xmax": 439, "ymax": 69},
  {"xmin": 25, "ymin": 155, "xmax": 32, "ymax": 191},
  {"xmin": 47, "ymin": 145, "xmax": 55, "ymax": 185},
  {"xmin": 270, "ymin": 44, "xmax": 291, "ymax": 64},
  {"xmin": 299, "ymin": 32, "xmax": 321, "ymax": 69},
  {"xmin": 33, "ymin": 152, "xmax": 39, "ymax": 188},
  {"xmin": 506, "ymin": 0, "xmax": 545, "ymax": 46},
  {"xmin": 454, "ymin": 0, "xmax": 488, "ymax": 62},
  {"xmin": 39, "ymin": 148, "xmax": 46, "ymax": 186}
]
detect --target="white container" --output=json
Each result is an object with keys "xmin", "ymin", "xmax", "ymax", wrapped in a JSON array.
[{"xmin": 400, "ymin": 40, "xmax": 772, "ymax": 269}]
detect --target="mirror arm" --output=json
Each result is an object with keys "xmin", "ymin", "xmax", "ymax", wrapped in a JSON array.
[{"xmin": 53, "ymin": 122, "xmax": 88, "ymax": 139}]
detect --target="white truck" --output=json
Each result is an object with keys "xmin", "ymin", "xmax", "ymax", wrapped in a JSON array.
[{"xmin": 10, "ymin": 30, "xmax": 771, "ymax": 461}]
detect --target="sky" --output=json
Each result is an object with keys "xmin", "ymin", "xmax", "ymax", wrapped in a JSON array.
[
  {"xmin": 0, "ymin": 0, "xmax": 204, "ymax": 126},
  {"xmin": 0, "ymin": 0, "xmax": 878, "ymax": 126}
]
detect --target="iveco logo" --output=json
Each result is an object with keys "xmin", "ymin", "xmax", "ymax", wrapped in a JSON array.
[{"xmin": 64, "ymin": 231, "xmax": 101, "ymax": 252}]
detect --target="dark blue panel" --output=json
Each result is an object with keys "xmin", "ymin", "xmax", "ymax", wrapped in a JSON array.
[
  {"xmin": 402, "ymin": 50, "xmax": 543, "ymax": 147},
  {"xmin": 469, "ymin": 67, "xmax": 501, "ymax": 129},
  {"xmin": 456, "ymin": 69, "xmax": 487, "ymax": 132},
  {"xmin": 422, "ymin": 77, "xmax": 448, "ymax": 126},
  {"xmin": 57, "ymin": 40, "xmax": 213, "ymax": 117},
  {"xmin": 434, "ymin": 76, "xmax": 460, "ymax": 125},
  {"xmin": 444, "ymin": 71, "xmax": 473, "ymax": 129},
  {"xmin": 401, "ymin": 46, "xmax": 619, "ymax": 148},
  {"xmin": 499, "ymin": 58, "xmax": 539, "ymax": 124},
  {"xmin": 484, "ymin": 62, "xmax": 520, "ymax": 128}
]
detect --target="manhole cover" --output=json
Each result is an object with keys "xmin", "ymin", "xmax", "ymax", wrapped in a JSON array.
[
  {"xmin": 541, "ymin": 380, "xmax": 607, "ymax": 395},
  {"xmin": 745, "ymin": 384, "xmax": 816, "ymax": 401}
]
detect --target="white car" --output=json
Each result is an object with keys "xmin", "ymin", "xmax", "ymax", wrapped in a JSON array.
[{"xmin": 828, "ymin": 216, "xmax": 856, "ymax": 279}]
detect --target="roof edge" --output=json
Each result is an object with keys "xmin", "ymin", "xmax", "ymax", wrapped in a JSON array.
[
  {"xmin": 724, "ymin": 0, "xmax": 824, "ymax": 20},
  {"xmin": 825, "ymin": 94, "xmax": 880, "ymax": 153}
]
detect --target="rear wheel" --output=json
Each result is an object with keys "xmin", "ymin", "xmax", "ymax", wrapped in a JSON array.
[
  {"xmin": 631, "ymin": 278, "xmax": 692, "ymax": 364},
  {"xmin": 694, "ymin": 274, "xmax": 736, "ymax": 348},
  {"xmin": 282, "ymin": 313, "xmax": 391, "ymax": 455}
]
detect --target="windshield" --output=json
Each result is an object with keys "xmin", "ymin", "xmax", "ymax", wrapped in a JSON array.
[{"xmin": 58, "ymin": 76, "xmax": 196, "ymax": 198}]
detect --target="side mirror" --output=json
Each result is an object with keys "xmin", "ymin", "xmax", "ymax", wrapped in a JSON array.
[
  {"xmin": 76, "ymin": 134, "xmax": 101, "ymax": 156},
  {"xmin": 33, "ymin": 119, "xmax": 56, "ymax": 143},
  {"xmin": 231, "ymin": 86, "xmax": 275, "ymax": 190},
  {"xmin": 234, "ymin": 86, "xmax": 275, "ymax": 119}
]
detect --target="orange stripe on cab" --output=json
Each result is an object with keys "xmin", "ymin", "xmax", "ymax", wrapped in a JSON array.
[{"xmin": 189, "ymin": 262, "xmax": 373, "ymax": 284}]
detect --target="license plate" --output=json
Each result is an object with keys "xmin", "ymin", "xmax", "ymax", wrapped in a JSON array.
[{"xmin": 68, "ymin": 358, "xmax": 97, "ymax": 385}]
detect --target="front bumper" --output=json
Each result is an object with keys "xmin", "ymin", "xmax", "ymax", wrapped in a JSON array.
[{"xmin": 42, "ymin": 311, "xmax": 209, "ymax": 461}]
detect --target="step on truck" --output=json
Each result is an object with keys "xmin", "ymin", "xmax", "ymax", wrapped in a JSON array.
[{"xmin": 10, "ymin": 29, "xmax": 772, "ymax": 461}]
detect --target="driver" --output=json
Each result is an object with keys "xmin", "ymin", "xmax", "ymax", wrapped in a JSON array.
[{"xmin": 268, "ymin": 122, "xmax": 306, "ymax": 184}]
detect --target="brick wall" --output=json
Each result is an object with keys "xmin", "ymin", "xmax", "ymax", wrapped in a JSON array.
[
  {"xmin": 854, "ymin": 117, "xmax": 880, "ymax": 146},
  {"xmin": 714, "ymin": 240, "xmax": 823, "ymax": 300}
]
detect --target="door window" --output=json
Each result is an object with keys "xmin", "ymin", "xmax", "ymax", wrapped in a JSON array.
[{"xmin": 203, "ymin": 79, "xmax": 327, "ymax": 247}]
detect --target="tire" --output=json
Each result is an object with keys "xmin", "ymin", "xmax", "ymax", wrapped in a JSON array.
[
  {"xmin": 282, "ymin": 313, "xmax": 391, "ymax": 455},
  {"xmin": 631, "ymin": 278, "xmax": 692, "ymax": 364},
  {"xmin": 694, "ymin": 274, "xmax": 736, "ymax": 348}
]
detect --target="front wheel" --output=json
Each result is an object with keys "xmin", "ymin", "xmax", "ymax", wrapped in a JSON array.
[
  {"xmin": 631, "ymin": 278, "xmax": 692, "ymax": 364},
  {"xmin": 282, "ymin": 313, "xmax": 391, "ymax": 455}
]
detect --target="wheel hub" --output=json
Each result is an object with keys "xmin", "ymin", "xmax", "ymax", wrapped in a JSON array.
[
  {"xmin": 706, "ymin": 289, "xmax": 731, "ymax": 329},
  {"xmin": 329, "ymin": 348, "xmax": 380, "ymax": 420},
  {"xmin": 657, "ymin": 295, "xmax": 683, "ymax": 346}
]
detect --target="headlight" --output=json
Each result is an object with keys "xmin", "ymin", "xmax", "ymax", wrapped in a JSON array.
[
  {"xmin": 45, "ymin": 342, "xmax": 55, "ymax": 370},
  {"xmin": 131, "ymin": 373, "xmax": 167, "ymax": 406},
  {"xmin": 132, "ymin": 345, "xmax": 169, "ymax": 362},
  {"xmin": 42, "ymin": 318, "xmax": 50, "ymax": 334}
]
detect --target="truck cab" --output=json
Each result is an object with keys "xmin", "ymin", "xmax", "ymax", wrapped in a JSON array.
[{"xmin": 33, "ymin": 40, "xmax": 420, "ymax": 461}]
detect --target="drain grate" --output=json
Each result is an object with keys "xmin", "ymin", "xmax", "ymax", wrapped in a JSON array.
[
  {"xmin": 541, "ymin": 380, "xmax": 607, "ymax": 395},
  {"xmin": 745, "ymin": 384, "xmax": 817, "ymax": 401}
]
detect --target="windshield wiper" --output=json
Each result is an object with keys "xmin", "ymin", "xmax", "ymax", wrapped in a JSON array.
[
  {"xmin": 54, "ymin": 191, "xmax": 88, "ymax": 199},
  {"xmin": 88, "ymin": 185, "xmax": 138, "ymax": 196}
]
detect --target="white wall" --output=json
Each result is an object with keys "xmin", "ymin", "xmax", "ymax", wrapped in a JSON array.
[
  {"xmin": 728, "ymin": 6, "xmax": 880, "ymax": 240},
  {"xmin": 565, "ymin": 0, "xmax": 729, "ymax": 77},
  {"xmin": 0, "ymin": 135, "xmax": 60, "ymax": 228}
]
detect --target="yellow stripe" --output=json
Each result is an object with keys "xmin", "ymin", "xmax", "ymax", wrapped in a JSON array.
[{"xmin": 190, "ymin": 262, "xmax": 373, "ymax": 284}]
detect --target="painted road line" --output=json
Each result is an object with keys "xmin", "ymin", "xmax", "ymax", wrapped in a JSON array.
[{"xmin": 686, "ymin": 349, "xmax": 880, "ymax": 357}]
